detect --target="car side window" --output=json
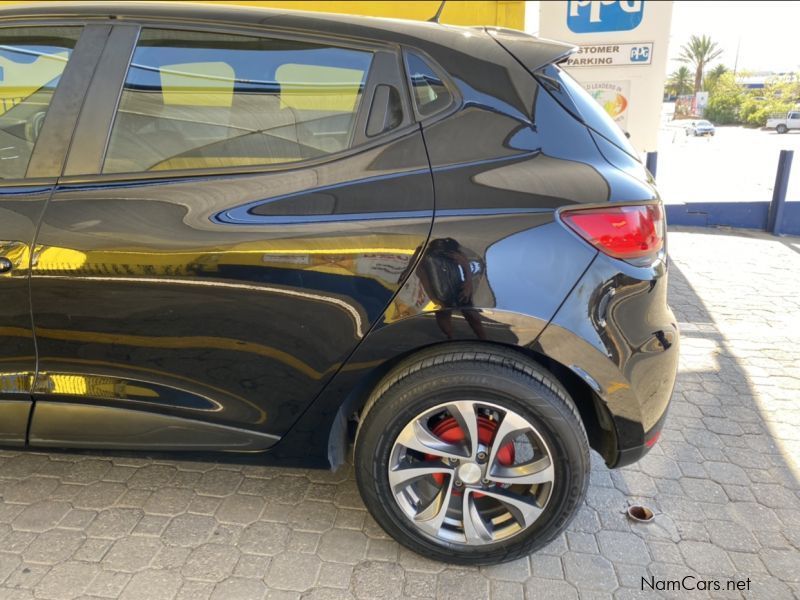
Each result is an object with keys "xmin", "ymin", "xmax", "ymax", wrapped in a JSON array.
[
  {"xmin": 404, "ymin": 51, "xmax": 452, "ymax": 118},
  {"xmin": 103, "ymin": 28, "xmax": 374, "ymax": 174},
  {"xmin": 789, "ymin": 112, "xmax": 799, "ymax": 120},
  {"xmin": 0, "ymin": 26, "xmax": 82, "ymax": 180}
]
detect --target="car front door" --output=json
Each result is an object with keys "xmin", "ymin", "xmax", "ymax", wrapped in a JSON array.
[
  {"xmin": 0, "ymin": 23, "xmax": 108, "ymax": 445},
  {"xmin": 788, "ymin": 112, "xmax": 800, "ymax": 129},
  {"xmin": 27, "ymin": 23, "xmax": 433, "ymax": 450}
]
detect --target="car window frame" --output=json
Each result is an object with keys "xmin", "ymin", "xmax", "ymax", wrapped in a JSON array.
[
  {"xmin": 401, "ymin": 46, "xmax": 460, "ymax": 124},
  {"xmin": 60, "ymin": 19, "xmax": 419, "ymax": 183},
  {"xmin": 0, "ymin": 19, "xmax": 107, "ymax": 182}
]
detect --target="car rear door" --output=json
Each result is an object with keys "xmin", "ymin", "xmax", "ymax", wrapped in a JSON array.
[
  {"xmin": 0, "ymin": 22, "xmax": 108, "ymax": 445},
  {"xmin": 27, "ymin": 22, "xmax": 433, "ymax": 450}
]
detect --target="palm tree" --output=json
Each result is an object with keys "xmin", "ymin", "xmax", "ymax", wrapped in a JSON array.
[
  {"xmin": 704, "ymin": 64, "xmax": 728, "ymax": 92},
  {"xmin": 679, "ymin": 34, "xmax": 723, "ymax": 93},
  {"xmin": 666, "ymin": 66, "xmax": 693, "ymax": 97}
]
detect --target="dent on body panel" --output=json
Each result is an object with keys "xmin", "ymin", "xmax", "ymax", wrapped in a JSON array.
[
  {"xmin": 538, "ymin": 251, "xmax": 678, "ymax": 441},
  {"xmin": 381, "ymin": 210, "xmax": 595, "ymax": 347}
]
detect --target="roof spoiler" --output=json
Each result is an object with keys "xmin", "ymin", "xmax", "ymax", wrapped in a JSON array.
[{"xmin": 485, "ymin": 27, "xmax": 577, "ymax": 72}]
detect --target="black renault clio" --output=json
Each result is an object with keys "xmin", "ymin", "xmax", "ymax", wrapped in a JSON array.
[{"xmin": 0, "ymin": 3, "xmax": 678, "ymax": 564}]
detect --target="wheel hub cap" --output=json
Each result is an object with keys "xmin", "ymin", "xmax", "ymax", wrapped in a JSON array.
[{"xmin": 457, "ymin": 462, "xmax": 482, "ymax": 485}]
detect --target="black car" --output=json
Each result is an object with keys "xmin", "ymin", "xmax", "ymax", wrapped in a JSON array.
[{"xmin": 0, "ymin": 3, "xmax": 678, "ymax": 564}]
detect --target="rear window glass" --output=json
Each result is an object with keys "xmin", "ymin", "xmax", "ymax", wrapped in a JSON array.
[
  {"xmin": 537, "ymin": 64, "xmax": 637, "ymax": 158},
  {"xmin": 103, "ymin": 28, "xmax": 373, "ymax": 174},
  {"xmin": 405, "ymin": 51, "xmax": 452, "ymax": 118}
]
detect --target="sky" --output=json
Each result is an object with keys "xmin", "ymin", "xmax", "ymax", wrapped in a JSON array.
[{"xmin": 525, "ymin": 1, "xmax": 800, "ymax": 74}]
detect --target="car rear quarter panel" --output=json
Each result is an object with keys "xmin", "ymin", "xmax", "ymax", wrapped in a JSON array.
[{"xmin": 276, "ymin": 32, "xmax": 652, "ymax": 463}]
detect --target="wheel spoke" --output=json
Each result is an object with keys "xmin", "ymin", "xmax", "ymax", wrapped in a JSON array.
[
  {"xmin": 447, "ymin": 401, "xmax": 480, "ymax": 460},
  {"xmin": 414, "ymin": 478, "xmax": 455, "ymax": 537},
  {"xmin": 462, "ymin": 490, "xmax": 494, "ymax": 544},
  {"xmin": 395, "ymin": 419, "xmax": 466, "ymax": 461},
  {"xmin": 488, "ymin": 456, "xmax": 554, "ymax": 486},
  {"xmin": 478, "ymin": 487, "xmax": 543, "ymax": 529},
  {"xmin": 388, "ymin": 463, "xmax": 454, "ymax": 489},
  {"xmin": 486, "ymin": 410, "xmax": 531, "ymax": 470}
]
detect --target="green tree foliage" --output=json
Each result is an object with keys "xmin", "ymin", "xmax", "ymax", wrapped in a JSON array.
[
  {"xmin": 666, "ymin": 66, "xmax": 693, "ymax": 97},
  {"xmin": 738, "ymin": 75, "xmax": 800, "ymax": 126},
  {"xmin": 679, "ymin": 34, "xmax": 723, "ymax": 93},
  {"xmin": 704, "ymin": 72, "xmax": 743, "ymax": 124}
]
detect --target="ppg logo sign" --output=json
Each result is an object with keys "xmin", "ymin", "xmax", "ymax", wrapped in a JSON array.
[{"xmin": 567, "ymin": 1, "xmax": 645, "ymax": 33}]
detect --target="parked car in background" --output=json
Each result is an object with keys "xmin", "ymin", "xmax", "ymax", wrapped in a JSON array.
[
  {"xmin": 767, "ymin": 111, "xmax": 800, "ymax": 133},
  {"xmin": 685, "ymin": 119, "xmax": 715, "ymax": 136},
  {"xmin": 0, "ymin": 2, "xmax": 679, "ymax": 565}
]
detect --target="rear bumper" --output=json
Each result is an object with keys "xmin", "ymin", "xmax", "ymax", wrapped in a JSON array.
[{"xmin": 534, "ymin": 251, "xmax": 679, "ymax": 467}]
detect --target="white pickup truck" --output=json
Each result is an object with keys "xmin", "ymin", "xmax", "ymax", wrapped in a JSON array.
[{"xmin": 767, "ymin": 111, "xmax": 800, "ymax": 133}]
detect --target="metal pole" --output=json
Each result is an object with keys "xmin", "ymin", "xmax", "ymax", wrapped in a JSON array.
[
  {"xmin": 646, "ymin": 151, "xmax": 658, "ymax": 179},
  {"xmin": 768, "ymin": 150, "xmax": 793, "ymax": 235}
]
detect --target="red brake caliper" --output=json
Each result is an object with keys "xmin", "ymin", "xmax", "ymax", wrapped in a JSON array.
[{"xmin": 427, "ymin": 416, "xmax": 515, "ymax": 495}]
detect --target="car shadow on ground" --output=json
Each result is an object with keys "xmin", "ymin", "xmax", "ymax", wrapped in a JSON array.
[{"xmin": 576, "ymin": 251, "xmax": 799, "ymax": 596}]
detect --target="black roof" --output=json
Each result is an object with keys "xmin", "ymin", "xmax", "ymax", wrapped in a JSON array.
[
  {"xmin": 0, "ymin": 2, "xmax": 468, "ymax": 41},
  {"xmin": 0, "ymin": 2, "xmax": 574, "ymax": 72}
]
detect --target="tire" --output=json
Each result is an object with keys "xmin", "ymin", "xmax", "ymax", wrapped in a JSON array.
[
  {"xmin": 777, "ymin": 124, "xmax": 788, "ymax": 134},
  {"xmin": 354, "ymin": 344, "xmax": 590, "ymax": 565}
]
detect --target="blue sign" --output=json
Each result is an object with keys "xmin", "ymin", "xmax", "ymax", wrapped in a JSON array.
[{"xmin": 567, "ymin": 1, "xmax": 645, "ymax": 33}]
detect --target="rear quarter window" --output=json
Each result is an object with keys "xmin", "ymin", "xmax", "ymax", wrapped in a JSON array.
[
  {"xmin": 404, "ymin": 51, "xmax": 452, "ymax": 118},
  {"xmin": 536, "ymin": 63, "xmax": 638, "ymax": 158}
]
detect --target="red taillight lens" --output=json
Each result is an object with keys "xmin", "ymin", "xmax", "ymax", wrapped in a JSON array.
[{"xmin": 561, "ymin": 204, "xmax": 664, "ymax": 260}]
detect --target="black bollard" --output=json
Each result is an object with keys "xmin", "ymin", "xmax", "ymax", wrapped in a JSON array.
[
  {"xmin": 768, "ymin": 150, "xmax": 794, "ymax": 235},
  {"xmin": 646, "ymin": 151, "xmax": 658, "ymax": 179}
]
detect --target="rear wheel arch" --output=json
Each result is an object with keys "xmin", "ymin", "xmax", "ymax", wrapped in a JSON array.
[{"xmin": 329, "ymin": 338, "xmax": 618, "ymax": 468}]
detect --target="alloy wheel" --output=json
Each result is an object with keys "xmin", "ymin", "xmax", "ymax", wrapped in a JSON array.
[{"xmin": 387, "ymin": 400, "xmax": 554, "ymax": 545}]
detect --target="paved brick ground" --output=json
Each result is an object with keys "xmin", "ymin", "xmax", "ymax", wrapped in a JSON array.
[{"xmin": 1, "ymin": 228, "xmax": 799, "ymax": 600}]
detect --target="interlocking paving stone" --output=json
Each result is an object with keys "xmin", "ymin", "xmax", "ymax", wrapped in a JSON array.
[
  {"xmin": 351, "ymin": 561, "xmax": 404, "ymax": 599},
  {"xmin": 0, "ymin": 229, "xmax": 798, "ymax": 598},
  {"xmin": 102, "ymin": 536, "xmax": 162, "ymax": 572},
  {"xmin": 35, "ymin": 562, "xmax": 100, "ymax": 600},
  {"xmin": 264, "ymin": 552, "xmax": 321, "ymax": 592},
  {"xmin": 119, "ymin": 569, "xmax": 182, "ymax": 600},
  {"xmin": 562, "ymin": 552, "xmax": 618, "ymax": 592},
  {"xmin": 209, "ymin": 576, "xmax": 267, "ymax": 600},
  {"xmin": 435, "ymin": 569, "xmax": 489, "ymax": 600},
  {"xmin": 87, "ymin": 508, "xmax": 142, "ymax": 539}
]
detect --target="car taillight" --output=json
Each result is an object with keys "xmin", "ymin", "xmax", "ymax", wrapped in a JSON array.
[{"xmin": 560, "ymin": 204, "xmax": 664, "ymax": 260}]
